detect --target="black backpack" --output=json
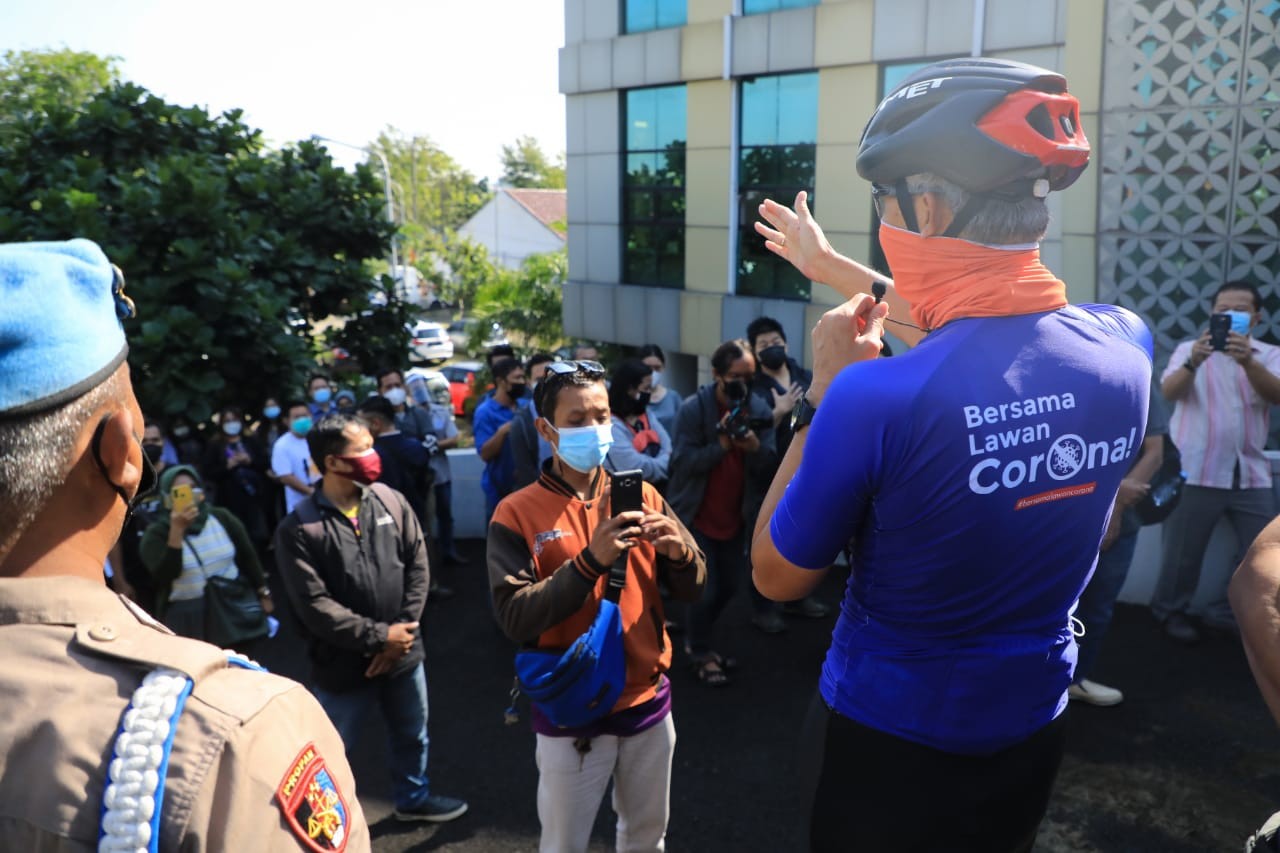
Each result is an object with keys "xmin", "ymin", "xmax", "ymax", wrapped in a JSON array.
[{"xmin": 1133, "ymin": 434, "xmax": 1185, "ymax": 526}]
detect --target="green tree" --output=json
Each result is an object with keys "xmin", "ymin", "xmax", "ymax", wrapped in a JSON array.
[
  {"xmin": 471, "ymin": 248, "xmax": 566, "ymax": 352},
  {"xmin": 0, "ymin": 48, "xmax": 119, "ymax": 123},
  {"xmin": 0, "ymin": 81, "xmax": 401, "ymax": 422},
  {"xmin": 366, "ymin": 127, "xmax": 490, "ymax": 233},
  {"xmin": 500, "ymin": 135, "xmax": 566, "ymax": 189}
]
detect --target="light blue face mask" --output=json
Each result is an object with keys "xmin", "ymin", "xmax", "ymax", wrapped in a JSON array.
[
  {"xmin": 1227, "ymin": 310, "xmax": 1252, "ymax": 336},
  {"xmin": 550, "ymin": 423, "xmax": 614, "ymax": 474},
  {"xmin": 312, "ymin": 388, "xmax": 332, "ymax": 404}
]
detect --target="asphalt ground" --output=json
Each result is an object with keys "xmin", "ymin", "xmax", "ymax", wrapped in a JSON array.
[{"xmin": 256, "ymin": 539, "xmax": 1280, "ymax": 852}]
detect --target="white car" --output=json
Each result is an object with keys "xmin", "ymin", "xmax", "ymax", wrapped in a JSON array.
[{"xmin": 408, "ymin": 321, "xmax": 454, "ymax": 365}]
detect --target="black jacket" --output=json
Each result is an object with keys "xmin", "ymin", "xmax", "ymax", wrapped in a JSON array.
[
  {"xmin": 666, "ymin": 383, "xmax": 778, "ymax": 533},
  {"xmin": 274, "ymin": 482, "xmax": 430, "ymax": 692},
  {"xmin": 751, "ymin": 356, "xmax": 813, "ymax": 459}
]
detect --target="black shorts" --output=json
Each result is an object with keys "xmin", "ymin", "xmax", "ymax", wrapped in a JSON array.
[{"xmin": 799, "ymin": 692, "xmax": 1068, "ymax": 853}]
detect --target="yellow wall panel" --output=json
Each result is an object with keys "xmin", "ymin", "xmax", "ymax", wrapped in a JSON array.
[
  {"xmin": 688, "ymin": 0, "xmax": 733, "ymax": 25},
  {"xmin": 687, "ymin": 80, "xmax": 734, "ymax": 149},
  {"xmin": 686, "ymin": 148, "xmax": 733, "ymax": 228},
  {"xmin": 681, "ymin": 291, "xmax": 726, "ymax": 355},
  {"xmin": 684, "ymin": 225, "xmax": 731, "ymax": 293},
  {"xmin": 818, "ymin": 65, "xmax": 878, "ymax": 146},
  {"xmin": 681, "ymin": 20, "xmax": 724, "ymax": 81},
  {"xmin": 815, "ymin": 143, "xmax": 871, "ymax": 233},
  {"xmin": 814, "ymin": 1, "xmax": 874, "ymax": 68}
]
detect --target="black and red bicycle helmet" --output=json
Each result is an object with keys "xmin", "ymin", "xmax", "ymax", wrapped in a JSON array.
[{"xmin": 857, "ymin": 57, "xmax": 1090, "ymax": 235}]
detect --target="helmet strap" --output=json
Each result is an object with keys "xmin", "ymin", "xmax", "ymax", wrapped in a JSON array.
[
  {"xmin": 941, "ymin": 197, "xmax": 982, "ymax": 239},
  {"xmin": 893, "ymin": 179, "xmax": 920, "ymax": 233}
]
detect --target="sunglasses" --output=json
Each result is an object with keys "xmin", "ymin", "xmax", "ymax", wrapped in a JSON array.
[{"xmin": 545, "ymin": 360, "xmax": 606, "ymax": 379}]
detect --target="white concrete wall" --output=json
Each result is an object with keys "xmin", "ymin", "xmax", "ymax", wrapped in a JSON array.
[{"xmin": 457, "ymin": 193, "xmax": 565, "ymax": 270}]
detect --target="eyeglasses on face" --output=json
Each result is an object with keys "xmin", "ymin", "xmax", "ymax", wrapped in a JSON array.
[{"xmin": 871, "ymin": 183, "xmax": 893, "ymax": 217}]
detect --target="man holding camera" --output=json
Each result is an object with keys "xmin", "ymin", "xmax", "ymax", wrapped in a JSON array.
[
  {"xmin": 1153, "ymin": 280, "xmax": 1280, "ymax": 643},
  {"xmin": 668, "ymin": 339, "xmax": 777, "ymax": 686}
]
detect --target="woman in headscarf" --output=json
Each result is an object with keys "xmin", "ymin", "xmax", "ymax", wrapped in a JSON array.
[{"xmin": 139, "ymin": 465, "xmax": 273, "ymax": 649}]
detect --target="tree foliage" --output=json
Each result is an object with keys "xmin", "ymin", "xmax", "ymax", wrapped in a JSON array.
[
  {"xmin": 367, "ymin": 127, "xmax": 490, "ymax": 234},
  {"xmin": 0, "ymin": 81, "xmax": 401, "ymax": 422},
  {"xmin": 500, "ymin": 135, "xmax": 566, "ymax": 189},
  {"xmin": 471, "ymin": 248, "xmax": 567, "ymax": 352},
  {"xmin": 0, "ymin": 48, "xmax": 120, "ymax": 123}
]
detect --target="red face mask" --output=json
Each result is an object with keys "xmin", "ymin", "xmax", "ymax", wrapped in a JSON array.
[{"xmin": 333, "ymin": 449, "xmax": 382, "ymax": 485}]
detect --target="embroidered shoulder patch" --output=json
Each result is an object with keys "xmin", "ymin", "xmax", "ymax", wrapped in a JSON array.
[
  {"xmin": 534, "ymin": 528, "xmax": 572, "ymax": 556},
  {"xmin": 275, "ymin": 743, "xmax": 351, "ymax": 852}
]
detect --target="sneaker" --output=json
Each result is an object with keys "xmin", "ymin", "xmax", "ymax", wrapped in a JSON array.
[
  {"xmin": 1162, "ymin": 612, "xmax": 1201, "ymax": 645},
  {"xmin": 394, "ymin": 794, "xmax": 468, "ymax": 823},
  {"xmin": 751, "ymin": 610, "xmax": 787, "ymax": 634},
  {"xmin": 1068, "ymin": 679, "xmax": 1124, "ymax": 707},
  {"xmin": 783, "ymin": 597, "xmax": 831, "ymax": 619}
]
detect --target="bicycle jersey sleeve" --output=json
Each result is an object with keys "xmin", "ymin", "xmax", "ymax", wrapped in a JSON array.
[
  {"xmin": 769, "ymin": 361, "xmax": 891, "ymax": 570},
  {"xmin": 1076, "ymin": 304, "xmax": 1155, "ymax": 361}
]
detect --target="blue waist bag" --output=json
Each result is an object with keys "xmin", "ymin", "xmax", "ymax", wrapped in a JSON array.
[{"xmin": 513, "ymin": 557, "xmax": 627, "ymax": 729}]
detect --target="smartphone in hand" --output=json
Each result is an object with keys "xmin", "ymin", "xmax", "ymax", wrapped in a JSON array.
[
  {"xmin": 171, "ymin": 484, "xmax": 194, "ymax": 513},
  {"xmin": 1210, "ymin": 313, "xmax": 1231, "ymax": 351},
  {"xmin": 609, "ymin": 469, "xmax": 644, "ymax": 517}
]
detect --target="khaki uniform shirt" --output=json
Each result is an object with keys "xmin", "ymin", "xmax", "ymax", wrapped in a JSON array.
[{"xmin": 0, "ymin": 576, "xmax": 371, "ymax": 852}]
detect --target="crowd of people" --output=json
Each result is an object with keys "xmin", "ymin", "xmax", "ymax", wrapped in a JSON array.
[{"xmin": 6, "ymin": 55, "xmax": 1280, "ymax": 853}]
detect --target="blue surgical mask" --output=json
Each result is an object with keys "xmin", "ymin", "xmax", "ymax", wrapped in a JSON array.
[
  {"xmin": 650, "ymin": 370, "xmax": 664, "ymax": 389},
  {"xmin": 312, "ymin": 388, "xmax": 332, "ymax": 404},
  {"xmin": 222, "ymin": 420, "xmax": 243, "ymax": 437},
  {"xmin": 1228, "ymin": 310, "xmax": 1251, "ymax": 336},
  {"xmin": 291, "ymin": 416, "xmax": 313, "ymax": 436},
  {"xmin": 263, "ymin": 405, "xmax": 281, "ymax": 420},
  {"xmin": 550, "ymin": 423, "xmax": 614, "ymax": 474}
]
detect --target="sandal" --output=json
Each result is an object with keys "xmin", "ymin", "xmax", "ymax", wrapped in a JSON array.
[{"xmin": 692, "ymin": 656, "xmax": 731, "ymax": 687}]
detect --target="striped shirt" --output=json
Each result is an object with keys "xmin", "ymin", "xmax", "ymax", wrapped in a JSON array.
[
  {"xmin": 169, "ymin": 514, "xmax": 240, "ymax": 601},
  {"xmin": 1162, "ymin": 338, "xmax": 1280, "ymax": 489}
]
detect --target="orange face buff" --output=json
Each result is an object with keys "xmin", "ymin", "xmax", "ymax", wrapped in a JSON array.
[{"xmin": 878, "ymin": 222, "xmax": 1068, "ymax": 331}]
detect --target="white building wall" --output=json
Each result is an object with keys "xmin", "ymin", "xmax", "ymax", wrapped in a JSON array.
[{"xmin": 458, "ymin": 192, "xmax": 566, "ymax": 270}]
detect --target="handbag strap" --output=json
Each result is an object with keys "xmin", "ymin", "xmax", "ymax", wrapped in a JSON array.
[{"xmin": 603, "ymin": 551, "xmax": 627, "ymax": 605}]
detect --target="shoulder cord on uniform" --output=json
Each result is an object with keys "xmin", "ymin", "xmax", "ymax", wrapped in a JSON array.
[
  {"xmin": 99, "ymin": 653, "xmax": 266, "ymax": 852},
  {"xmin": 99, "ymin": 667, "xmax": 193, "ymax": 853}
]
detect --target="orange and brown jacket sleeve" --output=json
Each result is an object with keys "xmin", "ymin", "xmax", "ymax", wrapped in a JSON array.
[{"xmin": 487, "ymin": 519, "xmax": 602, "ymax": 644}]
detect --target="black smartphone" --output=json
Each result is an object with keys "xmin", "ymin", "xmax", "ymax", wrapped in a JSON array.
[
  {"xmin": 609, "ymin": 469, "xmax": 644, "ymax": 517},
  {"xmin": 1210, "ymin": 313, "xmax": 1231, "ymax": 351}
]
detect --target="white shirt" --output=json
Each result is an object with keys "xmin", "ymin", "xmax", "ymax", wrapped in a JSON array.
[{"xmin": 271, "ymin": 432, "xmax": 319, "ymax": 513}]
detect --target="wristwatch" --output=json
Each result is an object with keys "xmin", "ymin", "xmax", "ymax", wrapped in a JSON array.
[{"xmin": 790, "ymin": 394, "xmax": 818, "ymax": 433}]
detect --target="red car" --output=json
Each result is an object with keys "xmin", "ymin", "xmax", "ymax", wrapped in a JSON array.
[{"xmin": 439, "ymin": 360, "xmax": 483, "ymax": 418}]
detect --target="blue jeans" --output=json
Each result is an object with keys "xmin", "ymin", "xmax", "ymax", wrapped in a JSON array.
[
  {"xmin": 1074, "ymin": 530, "xmax": 1139, "ymax": 683},
  {"xmin": 313, "ymin": 662, "xmax": 432, "ymax": 811},
  {"xmin": 434, "ymin": 481, "xmax": 455, "ymax": 557}
]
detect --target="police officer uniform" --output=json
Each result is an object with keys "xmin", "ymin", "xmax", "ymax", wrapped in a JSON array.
[{"xmin": 0, "ymin": 240, "xmax": 370, "ymax": 851}]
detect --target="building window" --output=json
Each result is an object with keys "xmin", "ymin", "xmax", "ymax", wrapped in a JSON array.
[
  {"xmin": 737, "ymin": 72, "xmax": 818, "ymax": 299},
  {"xmin": 743, "ymin": 0, "xmax": 819, "ymax": 14},
  {"xmin": 623, "ymin": 85, "xmax": 687, "ymax": 288},
  {"xmin": 624, "ymin": 0, "xmax": 686, "ymax": 33}
]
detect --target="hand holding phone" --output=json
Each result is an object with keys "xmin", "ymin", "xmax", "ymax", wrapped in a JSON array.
[{"xmin": 1209, "ymin": 313, "xmax": 1231, "ymax": 351}]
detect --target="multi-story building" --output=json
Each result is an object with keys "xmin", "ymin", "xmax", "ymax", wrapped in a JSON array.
[{"xmin": 558, "ymin": 0, "xmax": 1278, "ymax": 388}]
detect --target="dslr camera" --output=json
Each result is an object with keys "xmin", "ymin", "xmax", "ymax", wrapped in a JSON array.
[{"xmin": 719, "ymin": 380, "xmax": 768, "ymax": 441}]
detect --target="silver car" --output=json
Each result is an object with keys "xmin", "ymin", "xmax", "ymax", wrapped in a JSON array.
[{"xmin": 408, "ymin": 321, "xmax": 454, "ymax": 365}]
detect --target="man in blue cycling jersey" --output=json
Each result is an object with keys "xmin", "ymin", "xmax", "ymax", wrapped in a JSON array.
[{"xmin": 752, "ymin": 58, "xmax": 1152, "ymax": 852}]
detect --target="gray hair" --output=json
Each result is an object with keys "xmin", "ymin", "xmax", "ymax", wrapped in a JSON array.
[
  {"xmin": 905, "ymin": 173, "xmax": 1050, "ymax": 245},
  {"xmin": 0, "ymin": 369, "xmax": 125, "ymax": 562}
]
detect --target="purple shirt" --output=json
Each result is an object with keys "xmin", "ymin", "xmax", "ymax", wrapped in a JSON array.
[{"xmin": 531, "ymin": 676, "xmax": 671, "ymax": 739}]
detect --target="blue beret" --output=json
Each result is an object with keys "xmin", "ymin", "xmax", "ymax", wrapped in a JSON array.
[{"xmin": 0, "ymin": 239, "xmax": 132, "ymax": 417}]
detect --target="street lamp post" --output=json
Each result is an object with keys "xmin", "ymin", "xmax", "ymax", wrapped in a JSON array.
[{"xmin": 311, "ymin": 134, "xmax": 399, "ymax": 282}]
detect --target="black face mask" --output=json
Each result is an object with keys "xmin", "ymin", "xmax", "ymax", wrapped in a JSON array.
[
  {"xmin": 723, "ymin": 379, "xmax": 748, "ymax": 402},
  {"xmin": 508, "ymin": 382, "xmax": 528, "ymax": 400},
  {"xmin": 142, "ymin": 443, "xmax": 165, "ymax": 464},
  {"xmin": 634, "ymin": 391, "xmax": 652, "ymax": 413},
  {"xmin": 91, "ymin": 417, "xmax": 158, "ymax": 527},
  {"xmin": 759, "ymin": 344, "xmax": 787, "ymax": 371}
]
